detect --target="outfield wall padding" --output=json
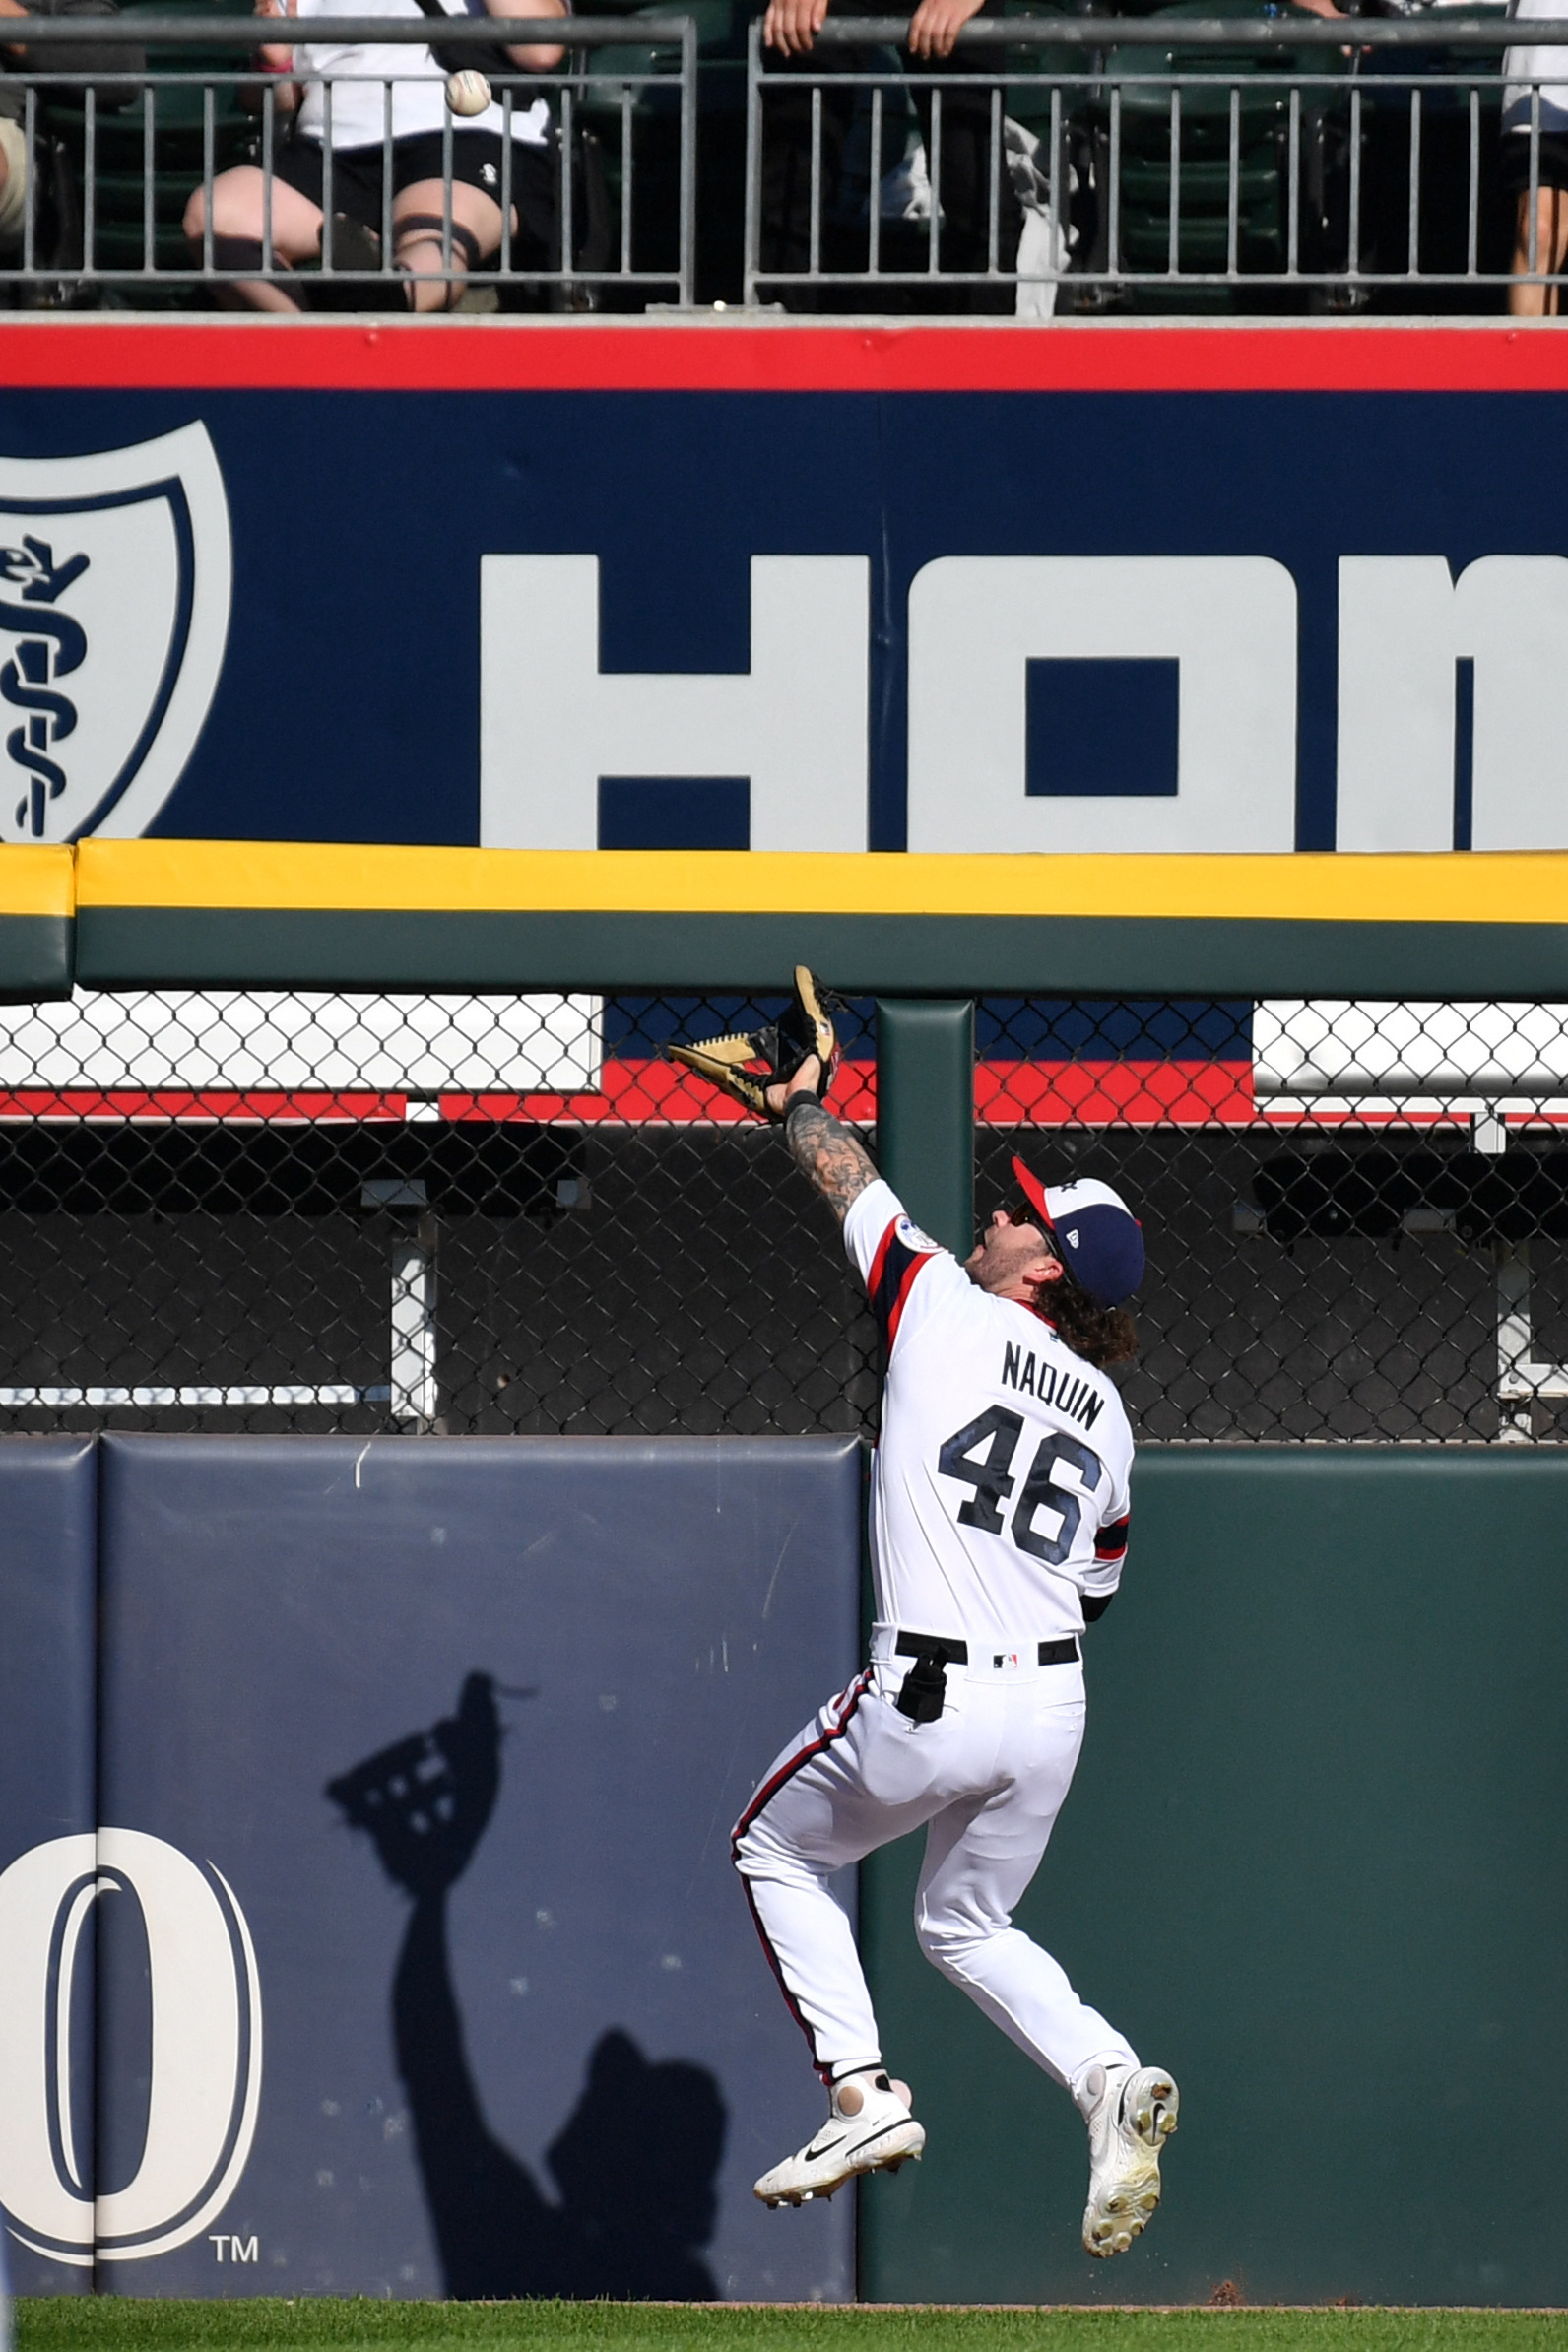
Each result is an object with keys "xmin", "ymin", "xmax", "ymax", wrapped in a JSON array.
[
  {"xmin": 69, "ymin": 907, "xmax": 1568, "ymax": 1002},
  {"xmin": 0, "ymin": 1440, "xmax": 98, "ymax": 2296},
  {"xmin": 859, "ymin": 1447, "xmax": 1568, "ymax": 2309},
  {"xmin": 64, "ymin": 844, "xmax": 1568, "ymax": 1002},
  {"xmin": 2, "ymin": 1434, "xmax": 861, "ymax": 2302},
  {"xmin": 4, "ymin": 1437, "xmax": 1566, "ymax": 2305}
]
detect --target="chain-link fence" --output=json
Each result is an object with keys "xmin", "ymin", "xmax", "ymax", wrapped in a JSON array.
[
  {"xmin": 978, "ymin": 996, "xmax": 1568, "ymax": 1446},
  {"xmin": 0, "ymin": 987, "xmax": 881, "ymax": 1437},
  {"xmin": 2, "ymin": 984, "xmax": 1567, "ymax": 1442}
]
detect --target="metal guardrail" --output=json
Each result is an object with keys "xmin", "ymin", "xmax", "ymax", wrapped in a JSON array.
[
  {"xmin": 742, "ymin": 13, "xmax": 1568, "ymax": 310},
  {"xmin": 0, "ymin": 13, "xmax": 697, "ymax": 306},
  {"xmin": 0, "ymin": 9, "xmax": 1563, "ymax": 312},
  {"xmin": 744, "ymin": 15, "xmax": 1568, "ymax": 43}
]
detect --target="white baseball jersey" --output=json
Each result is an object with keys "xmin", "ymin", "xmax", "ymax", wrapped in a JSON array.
[{"xmin": 843, "ymin": 1178, "xmax": 1133, "ymax": 1650}]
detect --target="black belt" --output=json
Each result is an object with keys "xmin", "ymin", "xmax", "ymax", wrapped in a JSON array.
[
  {"xmin": 895, "ymin": 1632, "xmax": 969, "ymax": 1665},
  {"xmin": 1037, "ymin": 1636, "xmax": 1081, "ymax": 1666},
  {"xmin": 894, "ymin": 1632, "xmax": 1081, "ymax": 1667},
  {"xmin": 892, "ymin": 1630, "xmax": 1079, "ymax": 1723}
]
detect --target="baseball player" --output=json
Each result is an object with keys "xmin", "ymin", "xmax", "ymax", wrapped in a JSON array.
[{"xmin": 670, "ymin": 973, "xmax": 1177, "ymax": 2257}]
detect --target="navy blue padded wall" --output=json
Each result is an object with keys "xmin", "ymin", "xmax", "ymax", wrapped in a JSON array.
[
  {"xmin": 0, "ymin": 1440, "xmax": 97, "ymax": 2296},
  {"xmin": 97, "ymin": 1434, "xmax": 861, "ymax": 2301}
]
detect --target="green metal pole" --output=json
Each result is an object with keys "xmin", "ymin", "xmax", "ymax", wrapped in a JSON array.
[
  {"xmin": 874, "ymin": 998, "xmax": 975, "ymax": 1258},
  {"xmin": 860, "ymin": 997, "xmax": 975, "ymax": 2304}
]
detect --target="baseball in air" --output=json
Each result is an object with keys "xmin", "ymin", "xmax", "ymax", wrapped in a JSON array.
[{"xmin": 445, "ymin": 68, "xmax": 491, "ymax": 114}]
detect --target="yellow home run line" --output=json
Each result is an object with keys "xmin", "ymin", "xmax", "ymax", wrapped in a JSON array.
[
  {"xmin": 0, "ymin": 841, "xmax": 1562, "ymax": 926},
  {"xmin": 0, "ymin": 844, "xmax": 74, "ymax": 917},
  {"xmin": 59, "ymin": 841, "xmax": 1568, "ymax": 926}
]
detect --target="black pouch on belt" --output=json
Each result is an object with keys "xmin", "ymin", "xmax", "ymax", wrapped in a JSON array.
[{"xmin": 893, "ymin": 1635, "xmax": 965, "ymax": 1725}]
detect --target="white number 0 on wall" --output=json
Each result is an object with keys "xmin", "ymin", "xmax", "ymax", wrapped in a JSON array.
[{"xmin": 0, "ymin": 1832, "xmax": 262, "ymax": 2266}]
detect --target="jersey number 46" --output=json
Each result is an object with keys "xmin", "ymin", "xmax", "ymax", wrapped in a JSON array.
[{"xmin": 937, "ymin": 1406, "xmax": 1102, "ymax": 1567}]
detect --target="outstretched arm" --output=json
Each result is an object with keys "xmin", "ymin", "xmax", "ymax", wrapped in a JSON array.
[{"xmin": 772, "ymin": 1067, "xmax": 878, "ymax": 1226}]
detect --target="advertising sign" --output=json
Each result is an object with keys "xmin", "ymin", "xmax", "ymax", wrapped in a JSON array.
[{"xmin": 1, "ymin": 321, "xmax": 1565, "ymax": 859}]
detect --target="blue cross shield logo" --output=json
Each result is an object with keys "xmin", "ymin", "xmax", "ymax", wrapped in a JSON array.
[{"xmin": 0, "ymin": 422, "xmax": 231, "ymax": 843}]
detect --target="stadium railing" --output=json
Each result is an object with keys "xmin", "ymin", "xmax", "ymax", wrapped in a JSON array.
[
  {"xmin": 742, "ymin": 10, "xmax": 1559, "ymax": 311},
  {"xmin": 0, "ymin": 11, "xmax": 698, "ymax": 305},
  {"xmin": 2, "ymin": 8, "xmax": 1563, "ymax": 310}
]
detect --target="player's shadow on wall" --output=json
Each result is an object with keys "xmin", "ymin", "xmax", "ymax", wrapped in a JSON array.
[{"xmin": 327, "ymin": 1672, "xmax": 726, "ymax": 2300}]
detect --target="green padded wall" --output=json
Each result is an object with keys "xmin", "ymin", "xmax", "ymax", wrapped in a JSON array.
[
  {"xmin": 859, "ymin": 1447, "xmax": 1568, "ymax": 2308},
  {"xmin": 875, "ymin": 998, "xmax": 976, "ymax": 1257}
]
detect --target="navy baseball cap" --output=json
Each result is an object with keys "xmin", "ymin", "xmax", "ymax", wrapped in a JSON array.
[{"xmin": 1010, "ymin": 1156, "xmax": 1144, "ymax": 1309}]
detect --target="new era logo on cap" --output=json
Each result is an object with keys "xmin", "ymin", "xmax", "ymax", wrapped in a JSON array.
[{"xmin": 1010, "ymin": 1158, "xmax": 1144, "ymax": 1308}]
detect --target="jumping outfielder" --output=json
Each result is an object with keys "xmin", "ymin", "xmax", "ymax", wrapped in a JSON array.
[{"xmin": 670, "ymin": 973, "xmax": 1178, "ymax": 2257}]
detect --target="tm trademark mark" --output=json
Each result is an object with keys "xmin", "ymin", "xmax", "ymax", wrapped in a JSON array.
[{"xmin": 209, "ymin": 2234, "xmax": 258, "ymax": 2264}]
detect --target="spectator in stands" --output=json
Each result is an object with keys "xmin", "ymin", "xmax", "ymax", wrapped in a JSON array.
[
  {"xmin": 1502, "ymin": 0, "xmax": 1568, "ymax": 313},
  {"xmin": 183, "ymin": 0, "xmax": 567, "ymax": 311},
  {"xmin": 0, "ymin": 0, "xmax": 141, "ymax": 255},
  {"xmin": 759, "ymin": 0, "xmax": 1021, "ymax": 311}
]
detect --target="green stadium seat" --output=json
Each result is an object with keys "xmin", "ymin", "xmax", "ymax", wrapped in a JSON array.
[
  {"xmin": 1080, "ymin": 0, "xmax": 1356, "ymax": 303},
  {"xmin": 44, "ymin": 0, "xmax": 256, "ymax": 297}
]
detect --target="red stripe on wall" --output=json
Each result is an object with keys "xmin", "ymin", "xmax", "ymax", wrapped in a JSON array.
[
  {"xmin": 0, "ymin": 1060, "xmax": 1249, "ymax": 1125},
  {"xmin": 1, "ymin": 318, "xmax": 1566, "ymax": 395},
  {"xmin": 972, "ymin": 1059, "xmax": 1254, "ymax": 1126},
  {"xmin": 445, "ymin": 1058, "xmax": 1253, "ymax": 1124},
  {"xmin": 20, "ymin": 1066, "xmax": 1566, "ymax": 1130}
]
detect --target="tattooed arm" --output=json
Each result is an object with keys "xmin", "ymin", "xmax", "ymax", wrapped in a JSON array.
[{"xmin": 772, "ymin": 1066, "xmax": 878, "ymax": 1225}]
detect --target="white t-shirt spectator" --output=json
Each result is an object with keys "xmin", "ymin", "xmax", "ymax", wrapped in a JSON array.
[
  {"xmin": 292, "ymin": 0, "xmax": 553, "ymax": 149},
  {"xmin": 1504, "ymin": 0, "xmax": 1568, "ymax": 140}
]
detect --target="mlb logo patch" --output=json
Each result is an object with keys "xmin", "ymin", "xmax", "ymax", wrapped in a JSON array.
[{"xmin": 993, "ymin": 1651, "xmax": 1020, "ymax": 1671}]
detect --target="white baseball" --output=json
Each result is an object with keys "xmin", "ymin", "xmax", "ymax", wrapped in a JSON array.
[{"xmin": 445, "ymin": 68, "xmax": 491, "ymax": 115}]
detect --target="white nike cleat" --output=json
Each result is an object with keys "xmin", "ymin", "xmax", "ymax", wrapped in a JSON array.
[
  {"xmin": 1078, "ymin": 2062, "xmax": 1179, "ymax": 2257},
  {"xmin": 754, "ymin": 2071, "xmax": 925, "ymax": 2207}
]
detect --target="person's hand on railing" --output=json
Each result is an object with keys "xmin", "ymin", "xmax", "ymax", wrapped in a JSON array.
[
  {"xmin": 481, "ymin": 0, "xmax": 567, "ymax": 77},
  {"xmin": 905, "ymin": 0, "xmax": 984, "ymax": 58},
  {"xmin": 761, "ymin": 0, "xmax": 828, "ymax": 56},
  {"xmin": 1285, "ymin": 0, "xmax": 1365, "ymax": 64},
  {"xmin": 247, "ymin": 0, "xmax": 299, "ymax": 112},
  {"xmin": 761, "ymin": 0, "xmax": 989, "ymax": 60}
]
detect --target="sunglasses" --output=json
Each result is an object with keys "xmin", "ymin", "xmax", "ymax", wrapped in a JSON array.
[{"xmin": 996, "ymin": 1199, "xmax": 1053, "ymax": 1242}]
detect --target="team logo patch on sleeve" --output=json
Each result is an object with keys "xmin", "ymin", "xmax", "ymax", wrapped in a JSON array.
[{"xmin": 895, "ymin": 1216, "xmax": 940, "ymax": 1254}]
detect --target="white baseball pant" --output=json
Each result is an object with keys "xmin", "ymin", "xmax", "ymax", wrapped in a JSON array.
[{"xmin": 733, "ymin": 1637, "xmax": 1138, "ymax": 2093}]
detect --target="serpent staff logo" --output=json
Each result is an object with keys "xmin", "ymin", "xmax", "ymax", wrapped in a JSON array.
[
  {"xmin": 0, "ymin": 423, "xmax": 231, "ymax": 844},
  {"xmin": 1, "ymin": 535, "xmax": 89, "ymax": 838}
]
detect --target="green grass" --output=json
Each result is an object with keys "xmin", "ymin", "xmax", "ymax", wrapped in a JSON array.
[{"xmin": 16, "ymin": 2306, "xmax": 1568, "ymax": 2352}]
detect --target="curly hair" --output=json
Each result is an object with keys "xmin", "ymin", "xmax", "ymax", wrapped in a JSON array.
[{"xmin": 1028, "ymin": 1268, "xmax": 1139, "ymax": 1370}]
